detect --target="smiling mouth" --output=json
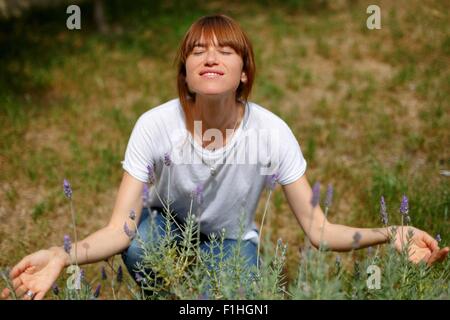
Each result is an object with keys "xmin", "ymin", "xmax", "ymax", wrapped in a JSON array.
[
  {"xmin": 199, "ymin": 69, "xmax": 225, "ymax": 78},
  {"xmin": 200, "ymin": 72, "xmax": 224, "ymax": 79}
]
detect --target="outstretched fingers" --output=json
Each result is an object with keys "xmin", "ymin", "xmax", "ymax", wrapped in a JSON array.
[
  {"xmin": 10, "ymin": 257, "xmax": 32, "ymax": 279},
  {"xmin": 15, "ymin": 284, "xmax": 29, "ymax": 298},
  {"xmin": 33, "ymin": 291, "xmax": 46, "ymax": 300},
  {"xmin": 427, "ymin": 247, "xmax": 450, "ymax": 266},
  {"xmin": 421, "ymin": 232, "xmax": 439, "ymax": 252},
  {"xmin": 1, "ymin": 288, "xmax": 10, "ymax": 299},
  {"xmin": 1, "ymin": 277, "xmax": 23, "ymax": 299}
]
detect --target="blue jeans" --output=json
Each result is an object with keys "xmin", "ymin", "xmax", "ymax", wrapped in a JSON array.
[{"xmin": 121, "ymin": 207, "xmax": 259, "ymax": 286}]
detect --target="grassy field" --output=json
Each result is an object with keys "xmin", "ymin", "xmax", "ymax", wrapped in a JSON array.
[{"xmin": 0, "ymin": 0, "xmax": 449, "ymax": 299}]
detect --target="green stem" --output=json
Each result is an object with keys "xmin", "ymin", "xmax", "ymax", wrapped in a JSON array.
[
  {"xmin": 167, "ymin": 167, "xmax": 171, "ymax": 207},
  {"xmin": 69, "ymin": 200, "xmax": 79, "ymax": 267},
  {"xmin": 319, "ymin": 206, "xmax": 329, "ymax": 253},
  {"xmin": 154, "ymin": 186, "xmax": 182, "ymax": 231},
  {"xmin": 257, "ymin": 189, "xmax": 272, "ymax": 269}
]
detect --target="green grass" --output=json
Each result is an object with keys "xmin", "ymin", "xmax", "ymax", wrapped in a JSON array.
[{"xmin": 0, "ymin": 0, "xmax": 448, "ymax": 299}]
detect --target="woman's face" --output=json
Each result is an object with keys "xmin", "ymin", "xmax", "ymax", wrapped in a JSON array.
[{"xmin": 185, "ymin": 34, "xmax": 247, "ymax": 98}]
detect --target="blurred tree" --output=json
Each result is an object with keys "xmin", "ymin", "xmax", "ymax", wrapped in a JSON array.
[
  {"xmin": 93, "ymin": 0, "xmax": 107, "ymax": 33},
  {"xmin": 0, "ymin": 0, "xmax": 108, "ymax": 33}
]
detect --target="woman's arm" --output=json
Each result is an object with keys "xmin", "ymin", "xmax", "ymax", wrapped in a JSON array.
[
  {"xmin": 1, "ymin": 171, "xmax": 145, "ymax": 300},
  {"xmin": 281, "ymin": 175, "xmax": 388, "ymax": 251},
  {"xmin": 282, "ymin": 175, "xmax": 448, "ymax": 264},
  {"xmin": 49, "ymin": 171, "xmax": 145, "ymax": 266}
]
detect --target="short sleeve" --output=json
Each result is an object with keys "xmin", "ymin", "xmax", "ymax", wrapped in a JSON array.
[
  {"xmin": 121, "ymin": 115, "xmax": 155, "ymax": 183},
  {"xmin": 276, "ymin": 122, "xmax": 307, "ymax": 185}
]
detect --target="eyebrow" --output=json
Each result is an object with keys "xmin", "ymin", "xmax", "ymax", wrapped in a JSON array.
[{"xmin": 193, "ymin": 42, "xmax": 230, "ymax": 48}]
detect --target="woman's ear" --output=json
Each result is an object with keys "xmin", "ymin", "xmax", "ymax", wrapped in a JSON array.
[{"xmin": 241, "ymin": 72, "xmax": 247, "ymax": 83}]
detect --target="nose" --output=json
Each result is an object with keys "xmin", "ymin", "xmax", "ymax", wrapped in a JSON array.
[{"xmin": 204, "ymin": 48, "xmax": 218, "ymax": 65}]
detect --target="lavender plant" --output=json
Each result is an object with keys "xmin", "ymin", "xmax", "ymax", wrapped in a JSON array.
[
  {"xmin": 2, "ymin": 176, "xmax": 447, "ymax": 300},
  {"xmin": 57, "ymin": 179, "xmax": 450, "ymax": 300}
]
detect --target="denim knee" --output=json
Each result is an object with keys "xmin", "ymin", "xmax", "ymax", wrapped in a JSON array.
[
  {"xmin": 122, "ymin": 209, "xmax": 149, "ymax": 278},
  {"xmin": 121, "ymin": 207, "xmax": 182, "ymax": 282}
]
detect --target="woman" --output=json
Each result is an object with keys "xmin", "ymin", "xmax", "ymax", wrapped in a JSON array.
[{"xmin": 1, "ymin": 14, "xmax": 448, "ymax": 300}]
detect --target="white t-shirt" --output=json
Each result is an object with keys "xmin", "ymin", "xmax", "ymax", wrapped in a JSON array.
[{"xmin": 121, "ymin": 98, "xmax": 307, "ymax": 244}]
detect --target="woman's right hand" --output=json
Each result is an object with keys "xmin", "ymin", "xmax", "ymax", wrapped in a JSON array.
[{"xmin": 1, "ymin": 248, "xmax": 67, "ymax": 300}]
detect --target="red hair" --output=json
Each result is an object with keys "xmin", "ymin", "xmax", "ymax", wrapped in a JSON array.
[{"xmin": 174, "ymin": 14, "xmax": 256, "ymax": 132}]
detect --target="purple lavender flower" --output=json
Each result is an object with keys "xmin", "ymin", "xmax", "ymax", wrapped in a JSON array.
[
  {"xmin": 367, "ymin": 246, "xmax": 373, "ymax": 256},
  {"xmin": 51, "ymin": 283, "xmax": 59, "ymax": 295},
  {"xmin": 123, "ymin": 222, "xmax": 136, "ymax": 239},
  {"xmin": 129, "ymin": 210, "xmax": 136, "ymax": 221},
  {"xmin": 192, "ymin": 184, "xmax": 204, "ymax": 205},
  {"xmin": 142, "ymin": 184, "xmax": 149, "ymax": 205},
  {"xmin": 380, "ymin": 196, "xmax": 388, "ymax": 226},
  {"xmin": 75, "ymin": 269, "xmax": 85, "ymax": 289},
  {"xmin": 399, "ymin": 194, "xmax": 409, "ymax": 215},
  {"xmin": 163, "ymin": 152, "xmax": 172, "ymax": 167},
  {"xmin": 352, "ymin": 232, "xmax": 362, "ymax": 249},
  {"xmin": 100, "ymin": 266, "xmax": 107, "ymax": 280},
  {"xmin": 147, "ymin": 164, "xmax": 156, "ymax": 185},
  {"xmin": 63, "ymin": 179, "xmax": 72, "ymax": 199},
  {"xmin": 135, "ymin": 273, "xmax": 144, "ymax": 283},
  {"xmin": 325, "ymin": 184, "xmax": 333, "ymax": 207},
  {"xmin": 435, "ymin": 234, "xmax": 441, "ymax": 243},
  {"xmin": 399, "ymin": 194, "xmax": 410, "ymax": 224},
  {"xmin": 117, "ymin": 266, "xmax": 123, "ymax": 283},
  {"xmin": 63, "ymin": 235, "xmax": 71, "ymax": 254},
  {"xmin": 93, "ymin": 284, "xmax": 101, "ymax": 298},
  {"xmin": 265, "ymin": 172, "xmax": 280, "ymax": 191},
  {"xmin": 311, "ymin": 182, "xmax": 321, "ymax": 207},
  {"xmin": 80, "ymin": 269, "xmax": 85, "ymax": 282}
]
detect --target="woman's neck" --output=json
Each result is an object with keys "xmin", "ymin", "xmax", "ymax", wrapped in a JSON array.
[{"xmin": 189, "ymin": 94, "xmax": 244, "ymax": 149}]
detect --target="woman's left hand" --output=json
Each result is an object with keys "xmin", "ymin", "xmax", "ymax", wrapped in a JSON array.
[{"xmin": 392, "ymin": 226, "xmax": 449, "ymax": 266}]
